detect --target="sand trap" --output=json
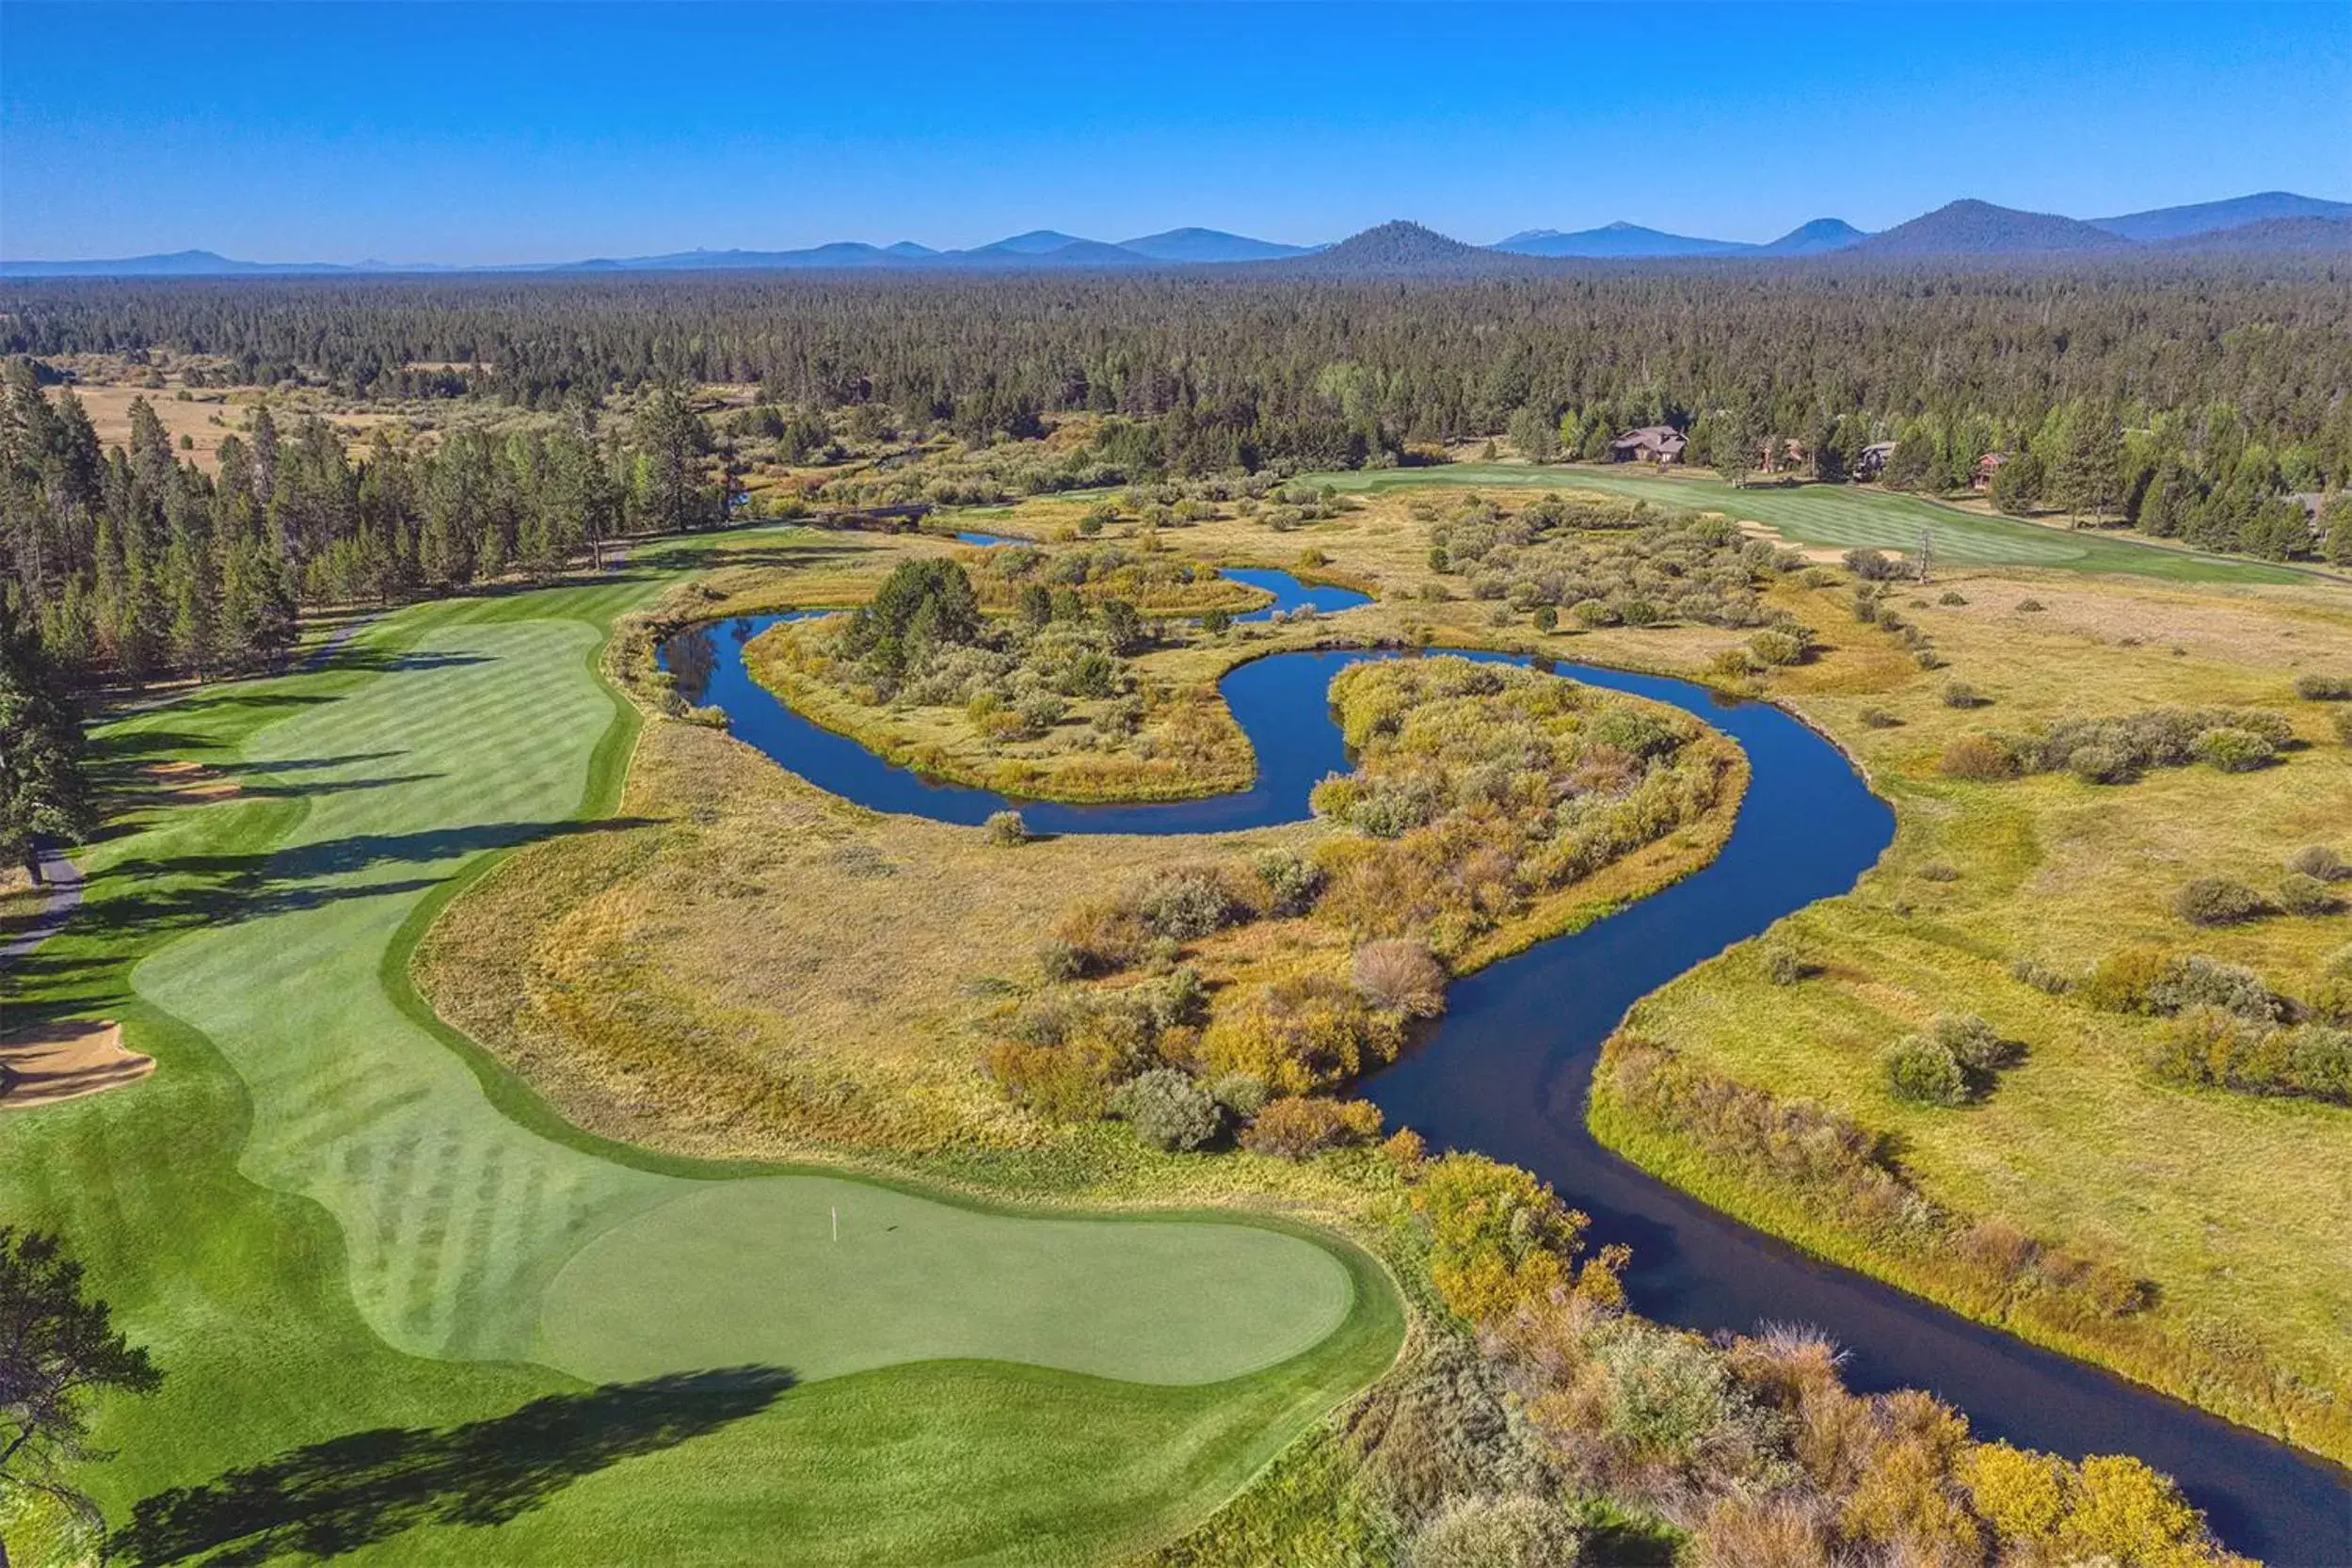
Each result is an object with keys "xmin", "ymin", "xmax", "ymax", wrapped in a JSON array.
[{"xmin": 0, "ymin": 1021, "xmax": 153, "ymax": 1109}]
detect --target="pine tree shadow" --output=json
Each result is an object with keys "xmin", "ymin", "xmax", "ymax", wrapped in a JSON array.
[{"xmin": 112, "ymin": 1366, "xmax": 796, "ymax": 1566}]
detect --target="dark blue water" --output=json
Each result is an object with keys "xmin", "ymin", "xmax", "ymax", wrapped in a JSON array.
[
  {"xmin": 1219, "ymin": 567, "xmax": 1374, "ymax": 622},
  {"xmin": 657, "ymin": 612, "xmax": 2351, "ymax": 1560}
]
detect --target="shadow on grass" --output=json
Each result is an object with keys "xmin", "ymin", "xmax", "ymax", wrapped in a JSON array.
[
  {"xmin": 10, "ymin": 818, "xmax": 664, "ymax": 976},
  {"xmin": 112, "ymin": 1366, "xmax": 796, "ymax": 1566}
]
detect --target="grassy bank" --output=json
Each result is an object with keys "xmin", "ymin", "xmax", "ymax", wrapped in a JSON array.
[{"xmin": 1585, "ymin": 572, "xmax": 2352, "ymax": 1464}]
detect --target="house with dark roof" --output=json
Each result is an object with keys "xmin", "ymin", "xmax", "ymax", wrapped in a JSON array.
[
  {"xmin": 1610, "ymin": 425, "xmax": 1687, "ymax": 465},
  {"xmin": 1855, "ymin": 440, "xmax": 1897, "ymax": 480}
]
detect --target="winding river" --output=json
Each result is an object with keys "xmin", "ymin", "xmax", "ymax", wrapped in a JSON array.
[{"xmin": 660, "ymin": 586, "xmax": 2349, "ymax": 1561}]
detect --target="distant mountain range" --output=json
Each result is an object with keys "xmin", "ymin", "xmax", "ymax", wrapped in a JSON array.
[{"xmin": 7, "ymin": 192, "xmax": 2345, "ymax": 278}]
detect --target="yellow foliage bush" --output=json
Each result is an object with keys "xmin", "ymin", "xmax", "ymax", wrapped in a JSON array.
[{"xmin": 1200, "ymin": 973, "xmax": 1404, "ymax": 1094}]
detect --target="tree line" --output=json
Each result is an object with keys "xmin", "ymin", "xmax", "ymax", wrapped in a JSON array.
[
  {"xmin": 7, "ymin": 260, "xmax": 2347, "ymax": 472},
  {"xmin": 0, "ymin": 363, "xmax": 722, "ymax": 687}
]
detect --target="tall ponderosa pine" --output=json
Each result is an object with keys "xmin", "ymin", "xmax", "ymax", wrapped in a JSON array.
[
  {"xmin": 0, "ymin": 600, "xmax": 93, "ymax": 882},
  {"xmin": 632, "ymin": 384, "xmax": 712, "ymax": 534},
  {"xmin": 2055, "ymin": 402, "xmax": 2126, "ymax": 527},
  {"xmin": 0, "ymin": 1228, "xmax": 164, "ymax": 1566}
]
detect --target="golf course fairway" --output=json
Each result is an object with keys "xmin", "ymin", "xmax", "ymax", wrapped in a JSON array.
[
  {"xmin": 0, "ymin": 535, "xmax": 1401, "ymax": 1566},
  {"xmin": 1307, "ymin": 462, "xmax": 2315, "ymax": 582}
]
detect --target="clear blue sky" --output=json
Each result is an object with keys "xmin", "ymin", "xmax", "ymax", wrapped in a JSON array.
[{"xmin": 3, "ymin": 2, "xmax": 2345, "ymax": 263}]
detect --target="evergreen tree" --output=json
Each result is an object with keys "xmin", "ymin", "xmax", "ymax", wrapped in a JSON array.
[
  {"xmin": 634, "ymin": 384, "xmax": 712, "ymax": 533},
  {"xmin": 0, "ymin": 600, "xmax": 94, "ymax": 881},
  {"xmin": 2054, "ymin": 401, "xmax": 2126, "ymax": 527},
  {"xmin": 0, "ymin": 1228, "xmax": 164, "ymax": 1560},
  {"xmin": 1989, "ymin": 448, "xmax": 2045, "ymax": 515}
]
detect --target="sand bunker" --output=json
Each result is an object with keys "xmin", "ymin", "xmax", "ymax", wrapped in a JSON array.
[{"xmin": 0, "ymin": 1020, "xmax": 153, "ymax": 1109}]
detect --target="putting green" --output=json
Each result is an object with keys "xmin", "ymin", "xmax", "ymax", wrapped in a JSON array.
[
  {"xmin": 125, "ymin": 599, "xmax": 1360, "ymax": 1385},
  {"xmin": 541, "ymin": 1176, "xmax": 1354, "ymax": 1384},
  {"xmin": 1306, "ymin": 463, "xmax": 2312, "ymax": 583}
]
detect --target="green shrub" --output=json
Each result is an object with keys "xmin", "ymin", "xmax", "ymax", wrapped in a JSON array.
[
  {"xmin": 1109, "ymin": 1068, "xmax": 1225, "ymax": 1151},
  {"xmin": 1763, "ymin": 946, "xmax": 1810, "ymax": 985},
  {"xmin": 2150, "ymin": 1010, "xmax": 2352, "ymax": 1105},
  {"xmin": 984, "ymin": 1037, "xmax": 1125, "ymax": 1123},
  {"xmin": 984, "ymin": 809, "xmax": 1029, "ymax": 847},
  {"xmin": 2006, "ymin": 705, "xmax": 2295, "ymax": 777},
  {"xmin": 2285, "ymin": 1026, "xmax": 2352, "ymax": 1102},
  {"xmin": 1137, "ymin": 865, "xmax": 1250, "ymax": 940},
  {"xmin": 1036, "ymin": 938, "xmax": 1086, "ymax": 983},
  {"xmin": 2145, "ymin": 955, "xmax": 2283, "ymax": 1022},
  {"xmin": 2080, "ymin": 947, "xmax": 2172, "ymax": 1012},
  {"xmin": 2333, "ymin": 709, "xmax": 2352, "ymax": 745},
  {"xmin": 1205, "ymin": 1073, "xmax": 1269, "ymax": 1119},
  {"xmin": 1882, "ymin": 1035, "xmax": 1970, "ymax": 1106},
  {"xmin": 1589, "ymin": 1322, "xmax": 1747, "ymax": 1462},
  {"xmin": 1938, "ymin": 590, "xmax": 1968, "ymax": 606},
  {"xmin": 1531, "ymin": 604, "xmax": 1558, "ymax": 632},
  {"xmin": 2293, "ymin": 673, "xmax": 2351, "ymax": 700},
  {"xmin": 2015, "ymin": 598, "xmax": 2045, "ymax": 612},
  {"xmin": 2279, "ymin": 872, "xmax": 2338, "ymax": 916},
  {"xmin": 2309, "ymin": 977, "xmax": 2352, "ymax": 1028},
  {"xmin": 2190, "ymin": 726, "xmax": 2276, "ymax": 772},
  {"xmin": 1942, "ymin": 680, "xmax": 1985, "ymax": 709},
  {"xmin": 2010, "ymin": 956, "xmax": 2072, "ymax": 995},
  {"xmin": 1252, "ymin": 850, "xmax": 1325, "ymax": 916},
  {"xmin": 2287, "ymin": 845, "xmax": 2348, "ymax": 881},
  {"xmin": 2173, "ymin": 877, "xmax": 2267, "ymax": 927},
  {"xmin": 1860, "ymin": 707, "xmax": 1902, "ymax": 729},
  {"xmin": 2068, "ymin": 743, "xmax": 2136, "ymax": 784},
  {"xmin": 1930, "ymin": 1013, "xmax": 2012, "ymax": 1073},
  {"xmin": 1748, "ymin": 628, "xmax": 1809, "ymax": 666},
  {"xmin": 1015, "ymin": 691, "xmax": 1068, "ymax": 734}
]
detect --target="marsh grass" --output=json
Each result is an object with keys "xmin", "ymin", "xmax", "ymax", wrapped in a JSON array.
[{"xmin": 1594, "ymin": 573, "xmax": 2352, "ymax": 1462}]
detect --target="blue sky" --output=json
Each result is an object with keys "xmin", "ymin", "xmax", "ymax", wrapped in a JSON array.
[{"xmin": 3, "ymin": 2, "xmax": 2345, "ymax": 264}]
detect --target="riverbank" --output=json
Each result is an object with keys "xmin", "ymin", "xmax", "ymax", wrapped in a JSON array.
[{"xmin": 462, "ymin": 527, "xmax": 2339, "ymax": 1559}]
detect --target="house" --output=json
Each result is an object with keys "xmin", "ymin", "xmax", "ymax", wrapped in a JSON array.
[
  {"xmin": 1855, "ymin": 441, "xmax": 1897, "ymax": 481},
  {"xmin": 1610, "ymin": 425, "xmax": 1687, "ymax": 465},
  {"xmin": 1973, "ymin": 452, "xmax": 2008, "ymax": 492}
]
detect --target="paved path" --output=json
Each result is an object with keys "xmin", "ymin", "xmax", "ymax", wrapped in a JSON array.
[{"xmin": 0, "ymin": 844, "xmax": 85, "ymax": 969}]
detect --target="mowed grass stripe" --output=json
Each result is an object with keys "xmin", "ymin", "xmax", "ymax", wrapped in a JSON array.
[{"xmin": 126, "ymin": 608, "xmax": 1371, "ymax": 1382}]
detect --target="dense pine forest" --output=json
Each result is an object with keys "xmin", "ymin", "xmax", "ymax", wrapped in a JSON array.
[{"xmin": 3, "ymin": 259, "xmax": 2349, "ymax": 691}]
